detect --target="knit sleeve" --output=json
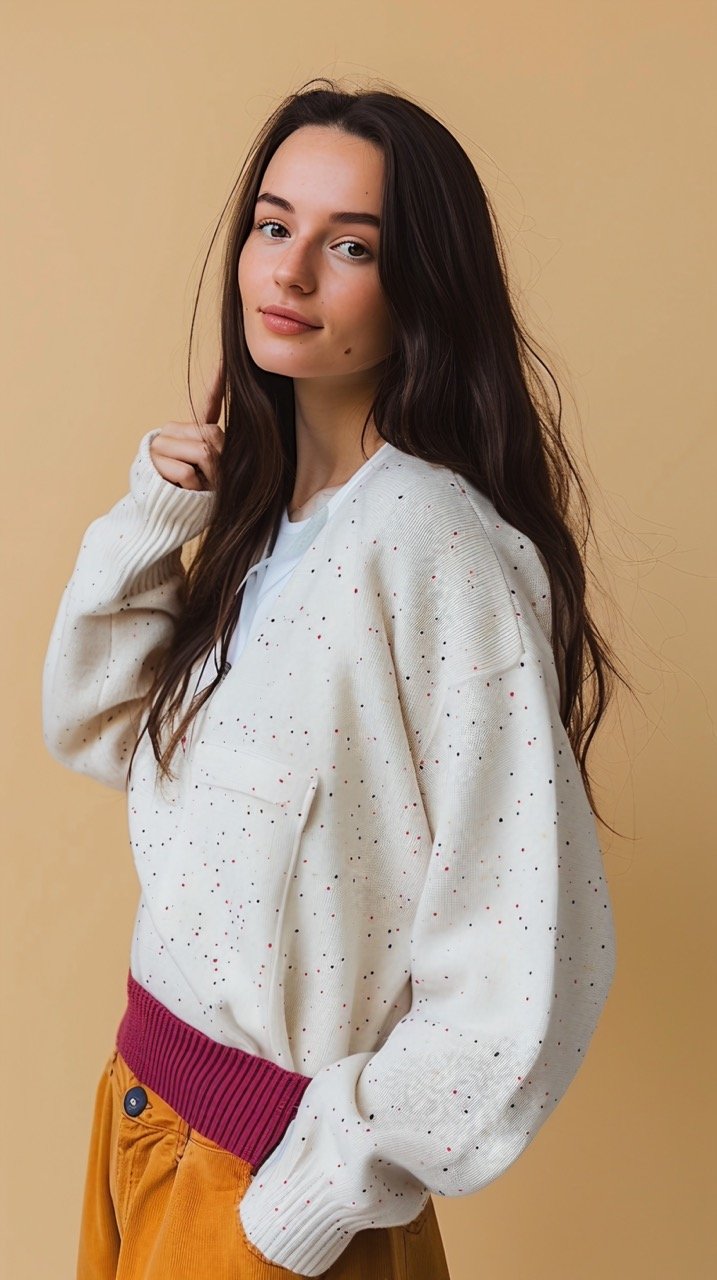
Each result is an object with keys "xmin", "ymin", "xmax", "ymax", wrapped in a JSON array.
[
  {"xmin": 237, "ymin": 648, "xmax": 617, "ymax": 1278},
  {"xmin": 41, "ymin": 429, "xmax": 216, "ymax": 791}
]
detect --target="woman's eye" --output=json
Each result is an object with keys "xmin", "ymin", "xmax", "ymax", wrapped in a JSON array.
[{"xmin": 253, "ymin": 220, "xmax": 372, "ymax": 261}]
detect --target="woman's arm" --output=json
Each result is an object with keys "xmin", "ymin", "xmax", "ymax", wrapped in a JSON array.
[
  {"xmin": 41, "ymin": 427, "xmax": 216, "ymax": 791},
  {"xmin": 237, "ymin": 648, "xmax": 618, "ymax": 1277}
]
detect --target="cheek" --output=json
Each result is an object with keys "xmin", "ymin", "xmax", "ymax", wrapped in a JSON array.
[
  {"xmin": 346, "ymin": 280, "xmax": 389, "ymax": 337},
  {"xmin": 237, "ymin": 253, "xmax": 247, "ymax": 295}
]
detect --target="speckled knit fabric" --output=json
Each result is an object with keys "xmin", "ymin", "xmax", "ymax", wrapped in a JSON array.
[{"xmin": 43, "ymin": 427, "xmax": 617, "ymax": 1277}]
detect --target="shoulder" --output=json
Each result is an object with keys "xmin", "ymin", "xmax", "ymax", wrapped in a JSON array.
[{"xmin": 357, "ymin": 446, "xmax": 554, "ymax": 671}]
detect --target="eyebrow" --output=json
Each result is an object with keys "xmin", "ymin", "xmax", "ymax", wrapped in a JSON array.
[{"xmin": 255, "ymin": 191, "xmax": 381, "ymax": 229}]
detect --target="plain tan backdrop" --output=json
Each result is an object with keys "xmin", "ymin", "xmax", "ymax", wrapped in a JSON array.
[{"xmin": 2, "ymin": 2, "xmax": 715, "ymax": 1277}]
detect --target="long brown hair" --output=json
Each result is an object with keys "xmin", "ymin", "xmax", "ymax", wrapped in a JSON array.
[{"xmin": 127, "ymin": 77, "xmax": 630, "ymax": 832}]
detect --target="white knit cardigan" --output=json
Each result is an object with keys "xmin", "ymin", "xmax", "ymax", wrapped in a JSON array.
[{"xmin": 42, "ymin": 427, "xmax": 617, "ymax": 1276}]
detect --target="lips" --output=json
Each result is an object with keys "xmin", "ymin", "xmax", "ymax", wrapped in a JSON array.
[{"xmin": 261, "ymin": 306, "xmax": 321, "ymax": 328}]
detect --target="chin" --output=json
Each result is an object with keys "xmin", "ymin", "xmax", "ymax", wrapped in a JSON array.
[
  {"xmin": 254, "ymin": 357, "xmax": 315, "ymax": 377},
  {"xmin": 246, "ymin": 343, "xmax": 320, "ymax": 376}
]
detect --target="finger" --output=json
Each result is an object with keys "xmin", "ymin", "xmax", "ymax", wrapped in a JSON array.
[
  {"xmin": 191, "ymin": 434, "xmax": 221, "ymax": 490},
  {"xmin": 153, "ymin": 424, "xmax": 220, "ymax": 489},
  {"xmin": 201, "ymin": 362, "xmax": 225, "ymax": 426},
  {"xmin": 157, "ymin": 452, "xmax": 208, "ymax": 491}
]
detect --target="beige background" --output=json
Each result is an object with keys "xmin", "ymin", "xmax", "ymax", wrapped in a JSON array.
[{"xmin": 2, "ymin": 2, "xmax": 715, "ymax": 1276}]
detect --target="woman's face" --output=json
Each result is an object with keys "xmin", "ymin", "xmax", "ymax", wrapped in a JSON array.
[{"xmin": 238, "ymin": 125, "xmax": 393, "ymax": 382}]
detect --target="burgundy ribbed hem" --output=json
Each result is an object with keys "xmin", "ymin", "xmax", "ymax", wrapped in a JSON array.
[{"xmin": 115, "ymin": 969, "xmax": 312, "ymax": 1170}]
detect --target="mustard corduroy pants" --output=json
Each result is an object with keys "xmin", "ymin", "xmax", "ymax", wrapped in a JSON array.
[{"xmin": 76, "ymin": 1048, "xmax": 452, "ymax": 1279}]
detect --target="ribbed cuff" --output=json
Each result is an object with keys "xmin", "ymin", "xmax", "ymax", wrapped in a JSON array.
[
  {"xmin": 74, "ymin": 427, "xmax": 220, "ymax": 602},
  {"xmin": 235, "ymin": 1043, "xmax": 434, "ymax": 1276},
  {"xmin": 129, "ymin": 427, "xmax": 217, "ymax": 545},
  {"xmin": 238, "ymin": 1154, "xmax": 374, "ymax": 1277}
]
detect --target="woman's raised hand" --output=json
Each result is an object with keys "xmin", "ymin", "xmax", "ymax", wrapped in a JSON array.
[{"xmin": 149, "ymin": 364, "xmax": 226, "ymax": 491}]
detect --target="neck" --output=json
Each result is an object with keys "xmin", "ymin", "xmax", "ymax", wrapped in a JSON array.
[{"xmin": 289, "ymin": 370, "xmax": 386, "ymax": 511}]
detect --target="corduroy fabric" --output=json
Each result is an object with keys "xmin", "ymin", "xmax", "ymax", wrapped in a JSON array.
[{"xmin": 76, "ymin": 1046, "xmax": 451, "ymax": 1279}]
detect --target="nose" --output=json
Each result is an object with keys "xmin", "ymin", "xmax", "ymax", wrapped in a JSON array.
[
  {"xmin": 123, "ymin": 1085, "xmax": 149, "ymax": 1117},
  {"xmin": 273, "ymin": 239, "xmax": 317, "ymax": 292}
]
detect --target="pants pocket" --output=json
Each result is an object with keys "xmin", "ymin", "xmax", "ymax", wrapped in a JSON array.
[
  {"xmin": 235, "ymin": 1194, "xmax": 298, "ymax": 1274},
  {"xmin": 107, "ymin": 1052, "xmax": 187, "ymax": 1238},
  {"xmin": 400, "ymin": 1197, "xmax": 451, "ymax": 1280},
  {"xmin": 402, "ymin": 1198, "xmax": 431, "ymax": 1235},
  {"xmin": 234, "ymin": 1188, "xmax": 442, "ymax": 1280}
]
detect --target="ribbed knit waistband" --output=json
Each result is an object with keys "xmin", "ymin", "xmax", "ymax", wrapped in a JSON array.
[{"xmin": 115, "ymin": 969, "xmax": 312, "ymax": 1171}]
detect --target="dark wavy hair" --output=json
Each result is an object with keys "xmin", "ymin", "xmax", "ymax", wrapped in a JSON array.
[{"xmin": 127, "ymin": 76, "xmax": 630, "ymax": 832}]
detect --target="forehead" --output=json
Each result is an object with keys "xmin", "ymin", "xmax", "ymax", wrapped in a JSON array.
[{"xmin": 260, "ymin": 126, "xmax": 384, "ymax": 207}]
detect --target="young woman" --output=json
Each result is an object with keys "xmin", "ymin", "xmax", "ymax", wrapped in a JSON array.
[{"xmin": 43, "ymin": 79, "xmax": 621, "ymax": 1280}]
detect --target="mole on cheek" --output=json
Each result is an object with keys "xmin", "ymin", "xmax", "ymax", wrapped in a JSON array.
[{"xmin": 344, "ymin": 347, "xmax": 352, "ymax": 355}]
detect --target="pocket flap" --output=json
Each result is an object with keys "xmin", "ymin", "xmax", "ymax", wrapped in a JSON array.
[{"xmin": 192, "ymin": 739, "xmax": 312, "ymax": 806}]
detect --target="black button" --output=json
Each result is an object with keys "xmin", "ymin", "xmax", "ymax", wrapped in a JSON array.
[{"xmin": 123, "ymin": 1086, "xmax": 149, "ymax": 1117}]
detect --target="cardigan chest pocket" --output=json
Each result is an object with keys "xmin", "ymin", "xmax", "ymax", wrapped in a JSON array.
[
  {"xmin": 192, "ymin": 739, "xmax": 312, "ymax": 808},
  {"xmin": 187, "ymin": 739, "xmax": 318, "ymax": 913},
  {"xmin": 161, "ymin": 738, "xmax": 319, "ymax": 1047}
]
